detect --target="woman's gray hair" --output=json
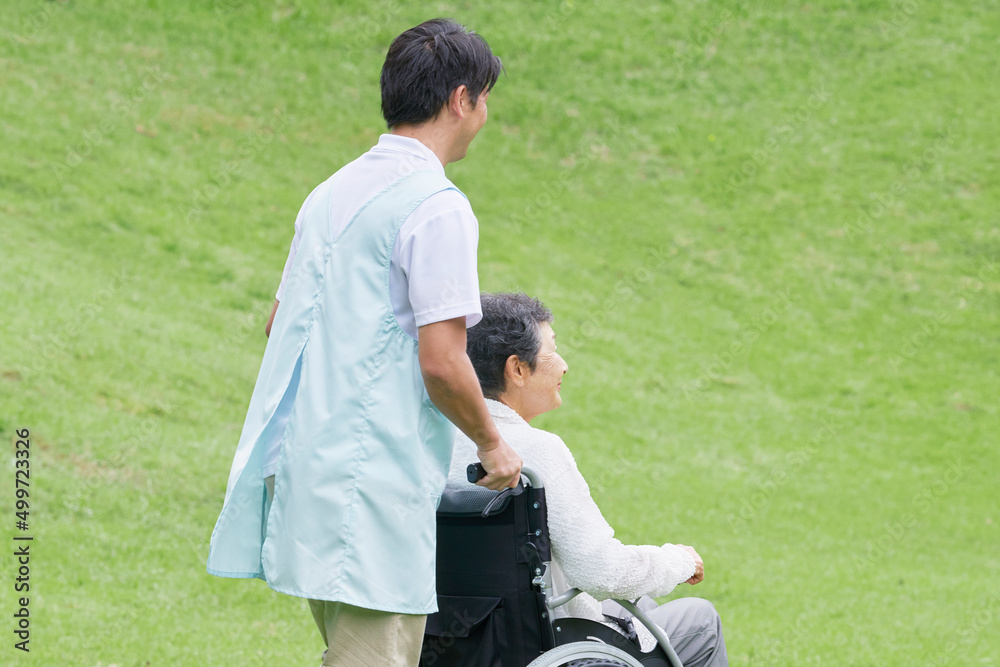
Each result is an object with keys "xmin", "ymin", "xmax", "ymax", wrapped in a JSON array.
[{"xmin": 467, "ymin": 292, "xmax": 554, "ymax": 400}]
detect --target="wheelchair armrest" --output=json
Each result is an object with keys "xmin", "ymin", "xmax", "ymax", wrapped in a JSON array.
[
  {"xmin": 545, "ymin": 587, "xmax": 584, "ymax": 610},
  {"xmin": 612, "ymin": 598, "xmax": 684, "ymax": 667},
  {"xmin": 547, "ymin": 591, "xmax": 682, "ymax": 667}
]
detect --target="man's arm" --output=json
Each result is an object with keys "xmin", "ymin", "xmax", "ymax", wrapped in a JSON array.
[
  {"xmin": 418, "ymin": 316, "xmax": 521, "ymax": 490},
  {"xmin": 265, "ymin": 299, "xmax": 279, "ymax": 338}
]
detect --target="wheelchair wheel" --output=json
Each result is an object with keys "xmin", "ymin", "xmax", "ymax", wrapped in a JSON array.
[{"xmin": 524, "ymin": 642, "xmax": 643, "ymax": 667}]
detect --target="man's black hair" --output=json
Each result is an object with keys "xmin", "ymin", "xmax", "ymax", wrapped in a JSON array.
[
  {"xmin": 467, "ymin": 292, "xmax": 554, "ymax": 400},
  {"xmin": 380, "ymin": 18, "xmax": 503, "ymax": 128}
]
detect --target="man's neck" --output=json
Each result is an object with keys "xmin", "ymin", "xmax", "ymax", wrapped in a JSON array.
[{"xmin": 390, "ymin": 123, "xmax": 456, "ymax": 167}]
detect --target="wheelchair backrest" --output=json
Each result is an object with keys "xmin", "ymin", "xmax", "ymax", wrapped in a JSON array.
[{"xmin": 420, "ymin": 479, "xmax": 554, "ymax": 667}]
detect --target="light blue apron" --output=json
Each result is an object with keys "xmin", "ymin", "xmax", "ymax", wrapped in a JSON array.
[{"xmin": 207, "ymin": 169, "xmax": 461, "ymax": 614}]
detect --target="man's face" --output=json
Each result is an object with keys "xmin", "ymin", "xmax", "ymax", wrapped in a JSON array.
[
  {"xmin": 469, "ymin": 89, "xmax": 489, "ymax": 136},
  {"xmin": 454, "ymin": 88, "xmax": 490, "ymax": 161}
]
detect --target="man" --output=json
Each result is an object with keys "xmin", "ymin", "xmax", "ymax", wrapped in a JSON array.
[{"xmin": 207, "ymin": 18, "xmax": 522, "ymax": 667}]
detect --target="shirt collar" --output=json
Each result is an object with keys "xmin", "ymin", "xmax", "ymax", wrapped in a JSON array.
[
  {"xmin": 373, "ymin": 134, "xmax": 446, "ymax": 175},
  {"xmin": 485, "ymin": 398, "xmax": 528, "ymax": 426}
]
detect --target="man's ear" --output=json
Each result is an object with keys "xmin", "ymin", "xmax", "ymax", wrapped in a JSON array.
[
  {"xmin": 448, "ymin": 84, "xmax": 469, "ymax": 119},
  {"xmin": 504, "ymin": 354, "xmax": 528, "ymax": 388}
]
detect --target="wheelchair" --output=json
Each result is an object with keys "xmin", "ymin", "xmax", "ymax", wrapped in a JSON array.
[{"xmin": 420, "ymin": 467, "xmax": 684, "ymax": 667}]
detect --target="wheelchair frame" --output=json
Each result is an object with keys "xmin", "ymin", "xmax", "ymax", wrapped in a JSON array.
[{"xmin": 421, "ymin": 467, "xmax": 684, "ymax": 667}]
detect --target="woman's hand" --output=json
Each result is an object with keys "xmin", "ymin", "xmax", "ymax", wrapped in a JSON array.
[{"xmin": 679, "ymin": 545, "xmax": 705, "ymax": 585}]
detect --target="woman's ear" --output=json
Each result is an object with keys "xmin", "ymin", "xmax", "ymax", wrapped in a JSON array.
[{"xmin": 504, "ymin": 354, "xmax": 528, "ymax": 388}]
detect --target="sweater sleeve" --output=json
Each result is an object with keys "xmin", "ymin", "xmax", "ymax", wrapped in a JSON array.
[{"xmin": 535, "ymin": 431, "xmax": 697, "ymax": 602}]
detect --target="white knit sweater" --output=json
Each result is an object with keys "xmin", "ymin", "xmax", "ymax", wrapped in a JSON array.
[{"xmin": 447, "ymin": 399, "xmax": 696, "ymax": 625}]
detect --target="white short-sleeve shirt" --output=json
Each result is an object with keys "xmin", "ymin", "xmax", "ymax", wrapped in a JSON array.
[{"xmin": 275, "ymin": 134, "xmax": 483, "ymax": 339}]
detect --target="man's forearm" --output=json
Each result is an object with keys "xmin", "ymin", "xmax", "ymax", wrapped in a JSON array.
[
  {"xmin": 418, "ymin": 317, "xmax": 522, "ymax": 490},
  {"xmin": 422, "ymin": 355, "xmax": 502, "ymax": 451},
  {"xmin": 418, "ymin": 317, "xmax": 502, "ymax": 451}
]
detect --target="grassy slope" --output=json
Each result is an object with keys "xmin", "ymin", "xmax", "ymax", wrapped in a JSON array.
[{"xmin": 1, "ymin": 0, "xmax": 997, "ymax": 664}]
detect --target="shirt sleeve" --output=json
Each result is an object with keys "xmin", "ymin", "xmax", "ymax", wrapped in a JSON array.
[
  {"xmin": 397, "ymin": 191, "xmax": 482, "ymax": 329},
  {"xmin": 275, "ymin": 186, "xmax": 322, "ymax": 301},
  {"xmin": 536, "ymin": 431, "xmax": 697, "ymax": 601},
  {"xmin": 274, "ymin": 230, "xmax": 300, "ymax": 301}
]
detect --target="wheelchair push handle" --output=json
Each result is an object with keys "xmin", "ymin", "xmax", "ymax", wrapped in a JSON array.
[
  {"xmin": 467, "ymin": 462, "xmax": 487, "ymax": 483},
  {"xmin": 469, "ymin": 462, "xmax": 524, "ymax": 503},
  {"xmin": 467, "ymin": 463, "xmax": 545, "ymax": 490},
  {"xmin": 463, "ymin": 462, "xmax": 522, "ymax": 516}
]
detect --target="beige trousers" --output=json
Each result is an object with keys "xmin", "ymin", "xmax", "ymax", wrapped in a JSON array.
[
  {"xmin": 309, "ymin": 599, "xmax": 426, "ymax": 667},
  {"xmin": 264, "ymin": 476, "xmax": 427, "ymax": 667}
]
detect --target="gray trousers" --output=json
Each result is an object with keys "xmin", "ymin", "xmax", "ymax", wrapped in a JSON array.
[{"xmin": 602, "ymin": 596, "xmax": 729, "ymax": 667}]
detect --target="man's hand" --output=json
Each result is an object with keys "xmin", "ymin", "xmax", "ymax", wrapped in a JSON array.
[
  {"xmin": 265, "ymin": 299, "xmax": 279, "ymax": 337},
  {"xmin": 475, "ymin": 438, "xmax": 522, "ymax": 490},
  {"xmin": 679, "ymin": 545, "xmax": 705, "ymax": 585}
]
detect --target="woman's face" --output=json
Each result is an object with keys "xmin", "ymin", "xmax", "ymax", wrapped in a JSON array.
[{"xmin": 520, "ymin": 322, "xmax": 569, "ymax": 422}]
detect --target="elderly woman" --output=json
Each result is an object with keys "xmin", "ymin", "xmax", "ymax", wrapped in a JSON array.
[{"xmin": 448, "ymin": 292, "xmax": 728, "ymax": 666}]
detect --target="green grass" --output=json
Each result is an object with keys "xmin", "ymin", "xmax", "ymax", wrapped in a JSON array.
[{"xmin": 2, "ymin": 0, "xmax": 998, "ymax": 664}]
